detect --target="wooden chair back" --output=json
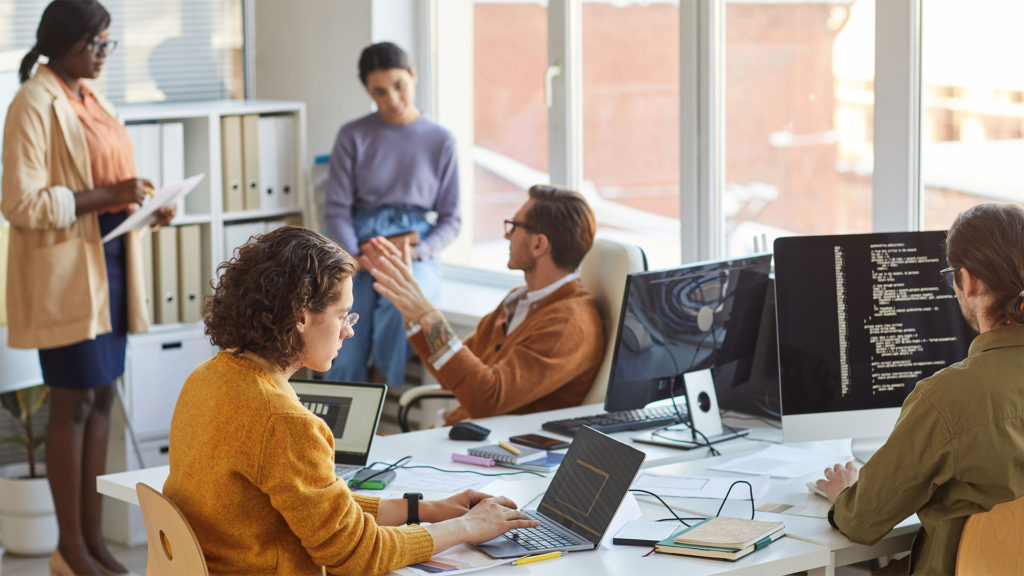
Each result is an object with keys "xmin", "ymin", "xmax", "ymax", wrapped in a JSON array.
[
  {"xmin": 956, "ymin": 496, "xmax": 1024, "ymax": 575},
  {"xmin": 136, "ymin": 482, "xmax": 209, "ymax": 576}
]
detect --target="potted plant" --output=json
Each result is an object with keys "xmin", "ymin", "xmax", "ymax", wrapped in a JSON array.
[{"xmin": 0, "ymin": 383, "xmax": 58, "ymax": 555}]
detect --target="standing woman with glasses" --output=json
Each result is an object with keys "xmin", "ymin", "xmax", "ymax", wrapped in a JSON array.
[
  {"xmin": 323, "ymin": 41, "xmax": 461, "ymax": 387},
  {"xmin": 1, "ymin": 1, "xmax": 175, "ymax": 574}
]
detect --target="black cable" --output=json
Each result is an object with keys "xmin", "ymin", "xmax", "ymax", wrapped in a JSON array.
[
  {"xmin": 399, "ymin": 464, "xmax": 545, "ymax": 479},
  {"xmin": 347, "ymin": 456, "xmax": 413, "ymax": 490},
  {"xmin": 627, "ymin": 489, "xmax": 703, "ymax": 527},
  {"xmin": 348, "ymin": 456, "xmax": 546, "ymax": 491},
  {"xmin": 715, "ymin": 480, "xmax": 755, "ymax": 520}
]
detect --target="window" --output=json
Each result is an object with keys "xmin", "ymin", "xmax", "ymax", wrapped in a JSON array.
[
  {"xmin": 0, "ymin": 0, "xmax": 243, "ymax": 109},
  {"xmin": 921, "ymin": 0, "xmax": 1024, "ymax": 230},
  {"xmin": 581, "ymin": 1, "xmax": 681, "ymax": 270},
  {"xmin": 722, "ymin": 0, "xmax": 875, "ymax": 257}
]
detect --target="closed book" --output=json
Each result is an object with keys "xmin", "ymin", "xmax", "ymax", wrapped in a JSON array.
[
  {"xmin": 467, "ymin": 444, "xmax": 542, "ymax": 464},
  {"xmin": 496, "ymin": 452, "xmax": 564, "ymax": 472},
  {"xmin": 655, "ymin": 527, "xmax": 784, "ymax": 561},
  {"xmin": 673, "ymin": 516, "xmax": 784, "ymax": 550}
]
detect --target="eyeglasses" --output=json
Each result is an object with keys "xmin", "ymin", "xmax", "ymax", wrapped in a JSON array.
[
  {"xmin": 343, "ymin": 312, "xmax": 359, "ymax": 328},
  {"xmin": 939, "ymin": 266, "xmax": 960, "ymax": 290},
  {"xmin": 503, "ymin": 218, "xmax": 535, "ymax": 237},
  {"xmin": 86, "ymin": 38, "xmax": 117, "ymax": 56}
]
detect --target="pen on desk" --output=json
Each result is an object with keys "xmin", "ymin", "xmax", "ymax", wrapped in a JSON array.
[
  {"xmin": 513, "ymin": 551, "xmax": 564, "ymax": 566},
  {"xmin": 498, "ymin": 440, "xmax": 521, "ymax": 455}
]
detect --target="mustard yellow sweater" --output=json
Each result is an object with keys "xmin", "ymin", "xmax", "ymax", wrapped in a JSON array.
[{"xmin": 164, "ymin": 352, "xmax": 433, "ymax": 575}]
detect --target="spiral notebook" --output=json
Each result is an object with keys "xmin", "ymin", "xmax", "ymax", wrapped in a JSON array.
[{"xmin": 467, "ymin": 444, "xmax": 542, "ymax": 464}]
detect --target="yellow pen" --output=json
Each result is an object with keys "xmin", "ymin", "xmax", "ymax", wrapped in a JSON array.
[
  {"xmin": 513, "ymin": 551, "xmax": 564, "ymax": 566},
  {"xmin": 498, "ymin": 440, "xmax": 521, "ymax": 455},
  {"xmin": 144, "ymin": 185, "xmax": 156, "ymax": 198}
]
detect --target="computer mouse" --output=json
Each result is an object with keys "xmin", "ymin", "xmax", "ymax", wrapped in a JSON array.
[{"xmin": 449, "ymin": 421, "xmax": 491, "ymax": 441}]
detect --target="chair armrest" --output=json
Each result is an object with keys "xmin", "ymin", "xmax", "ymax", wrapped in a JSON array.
[{"xmin": 397, "ymin": 385, "xmax": 456, "ymax": 432}]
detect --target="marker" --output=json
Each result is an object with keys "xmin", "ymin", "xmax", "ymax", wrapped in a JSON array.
[
  {"xmin": 513, "ymin": 551, "xmax": 564, "ymax": 566},
  {"xmin": 498, "ymin": 441, "xmax": 521, "ymax": 455}
]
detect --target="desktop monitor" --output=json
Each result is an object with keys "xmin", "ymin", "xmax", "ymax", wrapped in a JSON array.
[
  {"xmin": 603, "ymin": 254, "xmax": 774, "ymax": 413},
  {"xmin": 774, "ymin": 231, "xmax": 973, "ymax": 455}
]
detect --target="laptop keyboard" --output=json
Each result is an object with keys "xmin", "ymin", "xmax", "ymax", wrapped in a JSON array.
[
  {"xmin": 541, "ymin": 404, "xmax": 686, "ymax": 437},
  {"xmin": 503, "ymin": 511, "xmax": 580, "ymax": 551}
]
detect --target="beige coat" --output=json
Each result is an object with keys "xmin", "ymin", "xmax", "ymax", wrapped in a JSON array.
[{"xmin": 1, "ymin": 65, "xmax": 148, "ymax": 349}]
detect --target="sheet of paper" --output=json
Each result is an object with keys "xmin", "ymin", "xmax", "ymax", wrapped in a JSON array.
[
  {"xmin": 599, "ymin": 493, "xmax": 644, "ymax": 549},
  {"xmin": 101, "ymin": 174, "xmax": 204, "ymax": 243},
  {"xmin": 350, "ymin": 466, "xmax": 494, "ymax": 497},
  {"xmin": 707, "ymin": 444, "xmax": 848, "ymax": 479},
  {"xmin": 401, "ymin": 544, "xmax": 514, "ymax": 575},
  {"xmin": 631, "ymin": 472, "xmax": 770, "ymax": 501}
]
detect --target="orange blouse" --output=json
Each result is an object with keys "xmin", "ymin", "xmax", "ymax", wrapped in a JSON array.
[{"xmin": 58, "ymin": 75, "xmax": 136, "ymax": 211}]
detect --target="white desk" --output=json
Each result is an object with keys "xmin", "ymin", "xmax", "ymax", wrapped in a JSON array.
[{"xmin": 97, "ymin": 404, "xmax": 915, "ymax": 575}]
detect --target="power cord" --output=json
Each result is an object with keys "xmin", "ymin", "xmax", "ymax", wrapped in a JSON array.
[
  {"xmin": 349, "ymin": 456, "xmax": 546, "ymax": 491},
  {"xmin": 629, "ymin": 479, "xmax": 757, "ymax": 525}
]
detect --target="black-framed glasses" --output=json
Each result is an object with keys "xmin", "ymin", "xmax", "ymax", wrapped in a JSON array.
[
  {"xmin": 939, "ymin": 266, "xmax": 960, "ymax": 290},
  {"xmin": 86, "ymin": 38, "xmax": 117, "ymax": 56},
  {"xmin": 343, "ymin": 312, "xmax": 359, "ymax": 328},
  {"xmin": 503, "ymin": 218, "xmax": 535, "ymax": 237}
]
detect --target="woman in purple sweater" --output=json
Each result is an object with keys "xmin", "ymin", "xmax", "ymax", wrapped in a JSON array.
[{"xmin": 324, "ymin": 41, "xmax": 460, "ymax": 387}]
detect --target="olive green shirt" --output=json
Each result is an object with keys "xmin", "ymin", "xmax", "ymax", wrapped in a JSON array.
[{"xmin": 829, "ymin": 324, "xmax": 1024, "ymax": 575}]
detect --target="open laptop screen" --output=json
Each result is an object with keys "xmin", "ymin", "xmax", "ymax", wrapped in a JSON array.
[
  {"xmin": 537, "ymin": 426, "xmax": 645, "ymax": 546},
  {"xmin": 290, "ymin": 380, "xmax": 387, "ymax": 463}
]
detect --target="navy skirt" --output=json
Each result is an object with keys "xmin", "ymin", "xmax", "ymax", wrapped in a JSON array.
[{"xmin": 38, "ymin": 212, "xmax": 129, "ymax": 389}]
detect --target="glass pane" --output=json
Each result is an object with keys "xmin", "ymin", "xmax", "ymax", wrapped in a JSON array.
[
  {"xmin": 921, "ymin": 0, "xmax": 1024, "ymax": 229},
  {"xmin": 581, "ymin": 0, "xmax": 680, "ymax": 270},
  {"xmin": 724, "ymin": 0, "xmax": 875, "ymax": 257},
  {"xmin": 471, "ymin": 1, "xmax": 548, "ymax": 270}
]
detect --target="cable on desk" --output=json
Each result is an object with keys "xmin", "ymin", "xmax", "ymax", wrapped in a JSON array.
[
  {"xmin": 715, "ymin": 480, "xmax": 755, "ymax": 520},
  {"xmin": 399, "ymin": 463, "xmax": 546, "ymax": 479},
  {"xmin": 627, "ymin": 489, "xmax": 704, "ymax": 527},
  {"xmin": 348, "ymin": 456, "xmax": 413, "ymax": 490},
  {"xmin": 649, "ymin": 423, "xmax": 722, "ymax": 457}
]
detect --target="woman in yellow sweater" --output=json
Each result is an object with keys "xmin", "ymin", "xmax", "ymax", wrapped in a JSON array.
[{"xmin": 164, "ymin": 226, "xmax": 537, "ymax": 575}]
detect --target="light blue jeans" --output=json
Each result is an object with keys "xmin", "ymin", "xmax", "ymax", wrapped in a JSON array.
[{"xmin": 325, "ymin": 206, "xmax": 442, "ymax": 386}]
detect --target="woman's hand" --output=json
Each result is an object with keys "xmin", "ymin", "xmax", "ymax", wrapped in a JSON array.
[
  {"xmin": 816, "ymin": 461, "xmax": 859, "ymax": 504},
  {"xmin": 426, "ymin": 496, "xmax": 539, "ymax": 554},
  {"xmin": 421, "ymin": 490, "xmax": 495, "ymax": 523},
  {"xmin": 151, "ymin": 204, "xmax": 177, "ymax": 228},
  {"xmin": 107, "ymin": 178, "xmax": 154, "ymax": 208}
]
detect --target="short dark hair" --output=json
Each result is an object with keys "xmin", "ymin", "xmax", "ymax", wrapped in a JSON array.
[
  {"xmin": 946, "ymin": 202, "xmax": 1024, "ymax": 327},
  {"xmin": 20, "ymin": 0, "xmax": 111, "ymax": 83},
  {"xmin": 525, "ymin": 185, "xmax": 596, "ymax": 270},
  {"xmin": 358, "ymin": 41, "xmax": 412, "ymax": 86},
  {"xmin": 204, "ymin": 226, "xmax": 358, "ymax": 371}
]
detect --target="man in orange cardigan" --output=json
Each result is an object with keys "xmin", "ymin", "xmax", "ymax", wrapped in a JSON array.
[{"xmin": 363, "ymin": 185, "xmax": 605, "ymax": 424}]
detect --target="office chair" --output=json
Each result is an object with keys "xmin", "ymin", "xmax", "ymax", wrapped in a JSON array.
[
  {"xmin": 136, "ymin": 482, "xmax": 209, "ymax": 576},
  {"xmin": 956, "ymin": 495, "xmax": 1024, "ymax": 575},
  {"xmin": 396, "ymin": 237, "xmax": 647, "ymax": 431}
]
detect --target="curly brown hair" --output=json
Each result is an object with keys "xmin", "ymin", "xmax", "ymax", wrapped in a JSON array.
[{"xmin": 203, "ymin": 226, "xmax": 358, "ymax": 371}]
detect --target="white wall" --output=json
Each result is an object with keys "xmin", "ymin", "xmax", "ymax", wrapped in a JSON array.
[{"xmin": 252, "ymin": 0, "xmax": 374, "ymax": 159}]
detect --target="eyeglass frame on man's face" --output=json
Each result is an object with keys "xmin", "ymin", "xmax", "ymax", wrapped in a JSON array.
[
  {"xmin": 503, "ymin": 218, "xmax": 536, "ymax": 238},
  {"xmin": 85, "ymin": 37, "xmax": 117, "ymax": 56},
  {"xmin": 940, "ymin": 266, "xmax": 960, "ymax": 291}
]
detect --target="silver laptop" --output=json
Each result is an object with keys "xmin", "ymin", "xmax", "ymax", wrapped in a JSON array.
[
  {"xmin": 476, "ymin": 426, "xmax": 646, "ymax": 558},
  {"xmin": 291, "ymin": 379, "xmax": 387, "ymax": 479}
]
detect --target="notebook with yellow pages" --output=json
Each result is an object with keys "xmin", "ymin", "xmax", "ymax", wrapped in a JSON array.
[{"xmin": 655, "ymin": 517, "xmax": 784, "ymax": 561}]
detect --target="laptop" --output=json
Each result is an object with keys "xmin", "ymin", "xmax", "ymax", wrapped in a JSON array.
[
  {"xmin": 476, "ymin": 426, "xmax": 646, "ymax": 558},
  {"xmin": 291, "ymin": 379, "xmax": 387, "ymax": 479}
]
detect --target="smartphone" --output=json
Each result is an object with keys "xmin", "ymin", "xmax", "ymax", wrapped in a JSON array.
[{"xmin": 509, "ymin": 433, "xmax": 570, "ymax": 451}]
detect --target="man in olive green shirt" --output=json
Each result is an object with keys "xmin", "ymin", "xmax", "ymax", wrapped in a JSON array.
[{"xmin": 817, "ymin": 203, "xmax": 1024, "ymax": 575}]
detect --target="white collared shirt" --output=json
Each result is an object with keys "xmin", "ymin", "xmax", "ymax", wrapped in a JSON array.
[{"xmin": 504, "ymin": 272, "xmax": 579, "ymax": 334}]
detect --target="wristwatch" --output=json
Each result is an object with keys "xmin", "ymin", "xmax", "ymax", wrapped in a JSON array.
[{"xmin": 404, "ymin": 492, "xmax": 423, "ymax": 525}]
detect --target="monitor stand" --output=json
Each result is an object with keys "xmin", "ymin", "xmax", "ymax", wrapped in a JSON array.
[
  {"xmin": 631, "ymin": 425, "xmax": 750, "ymax": 451},
  {"xmin": 850, "ymin": 436, "xmax": 887, "ymax": 464}
]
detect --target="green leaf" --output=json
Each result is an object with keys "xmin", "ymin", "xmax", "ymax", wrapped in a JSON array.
[{"xmin": 0, "ymin": 432, "xmax": 31, "ymax": 450}]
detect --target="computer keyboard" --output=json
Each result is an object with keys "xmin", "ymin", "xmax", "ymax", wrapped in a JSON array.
[
  {"xmin": 541, "ymin": 404, "xmax": 686, "ymax": 437},
  {"xmin": 504, "ymin": 511, "xmax": 580, "ymax": 551}
]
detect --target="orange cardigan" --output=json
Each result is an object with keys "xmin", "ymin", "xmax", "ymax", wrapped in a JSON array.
[
  {"xmin": 412, "ymin": 279, "xmax": 605, "ymax": 424},
  {"xmin": 165, "ymin": 352, "xmax": 433, "ymax": 575}
]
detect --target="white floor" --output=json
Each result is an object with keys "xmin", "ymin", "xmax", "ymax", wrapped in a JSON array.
[{"xmin": 1, "ymin": 543, "xmax": 148, "ymax": 576}]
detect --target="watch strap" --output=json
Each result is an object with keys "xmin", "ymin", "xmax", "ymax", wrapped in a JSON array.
[{"xmin": 404, "ymin": 492, "xmax": 423, "ymax": 525}]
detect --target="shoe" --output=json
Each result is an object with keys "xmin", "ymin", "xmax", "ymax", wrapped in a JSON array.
[{"xmin": 49, "ymin": 550, "xmax": 74, "ymax": 576}]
